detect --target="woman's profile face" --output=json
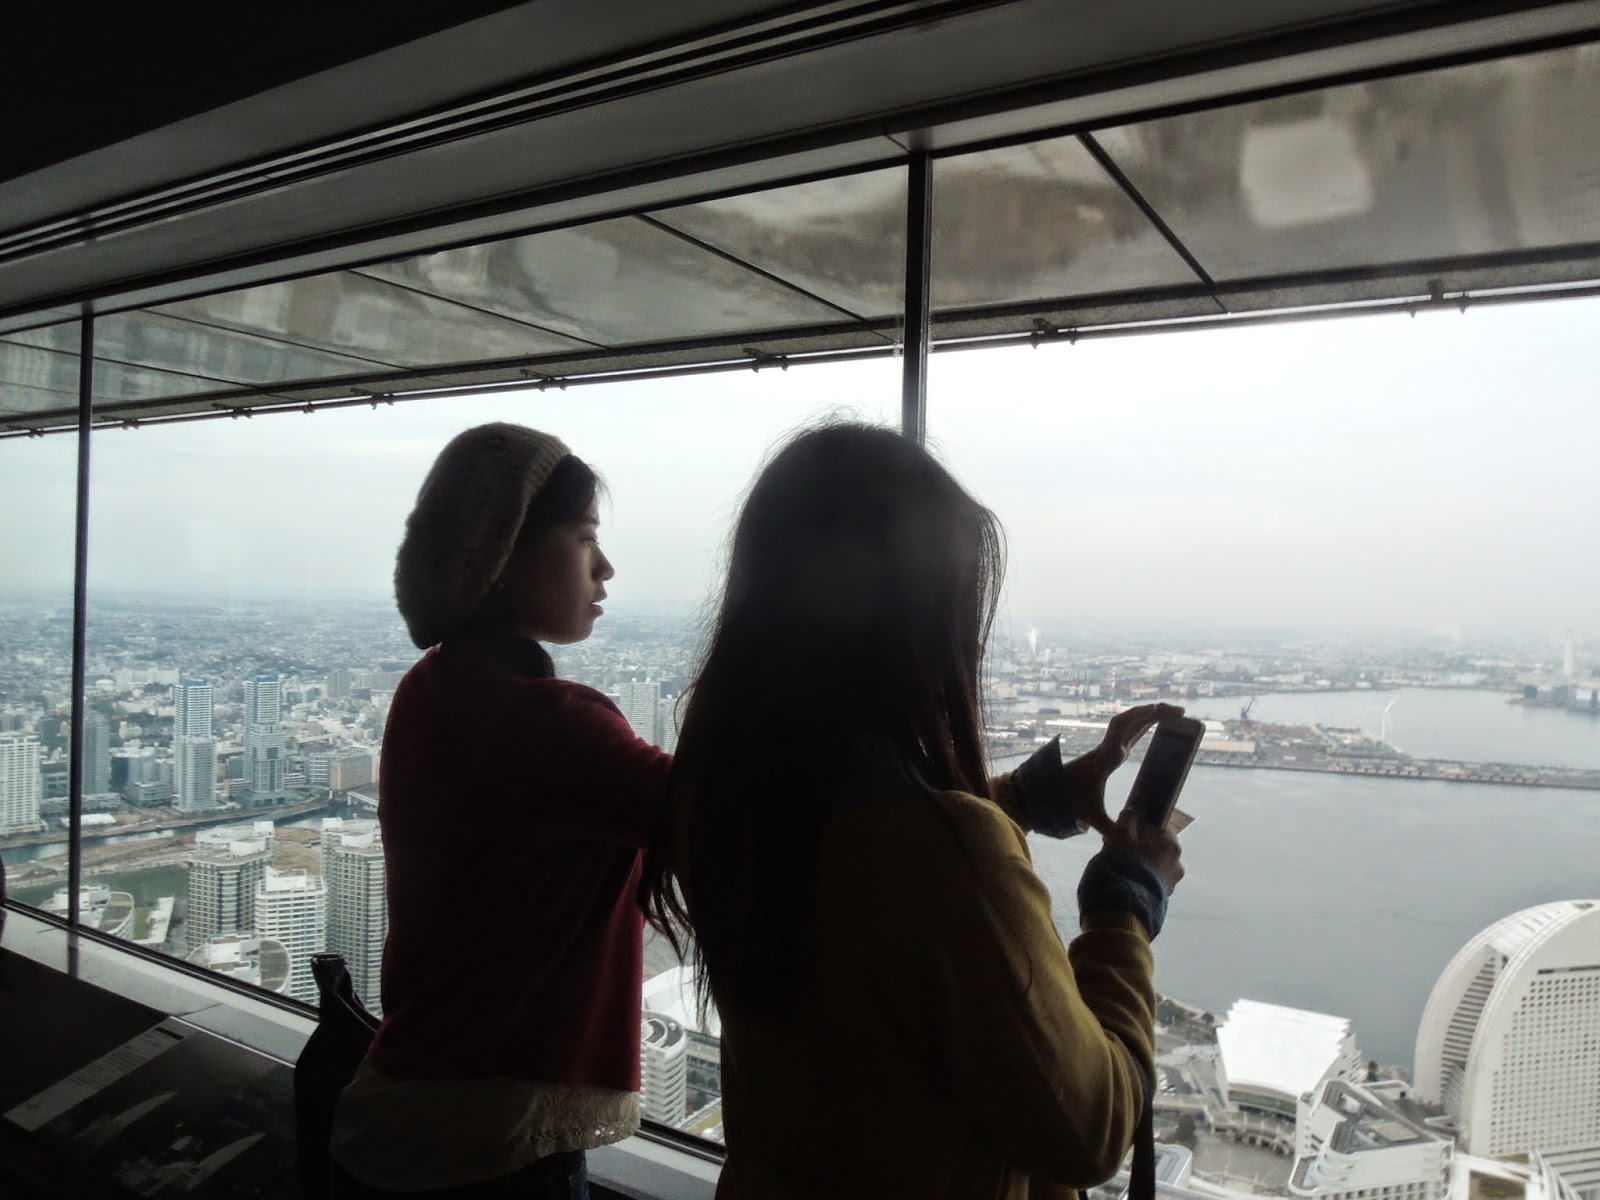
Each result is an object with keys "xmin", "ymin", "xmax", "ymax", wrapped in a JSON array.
[{"xmin": 501, "ymin": 501, "xmax": 614, "ymax": 644}]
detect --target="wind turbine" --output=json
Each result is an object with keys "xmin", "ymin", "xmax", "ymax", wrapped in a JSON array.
[{"xmin": 1372, "ymin": 697, "xmax": 1398, "ymax": 746}]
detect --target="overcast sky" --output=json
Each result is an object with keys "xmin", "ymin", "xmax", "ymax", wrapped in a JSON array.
[{"xmin": 3, "ymin": 295, "xmax": 1596, "ymax": 642}]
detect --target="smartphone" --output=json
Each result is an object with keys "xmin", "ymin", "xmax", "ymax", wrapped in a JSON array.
[{"xmin": 1125, "ymin": 716, "xmax": 1205, "ymax": 829}]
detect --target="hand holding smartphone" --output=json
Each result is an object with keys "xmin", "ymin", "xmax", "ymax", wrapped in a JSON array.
[{"xmin": 1124, "ymin": 715, "xmax": 1205, "ymax": 830}]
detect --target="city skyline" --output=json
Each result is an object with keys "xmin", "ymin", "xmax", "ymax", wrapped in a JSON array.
[{"xmin": 1, "ymin": 297, "xmax": 1597, "ymax": 637}]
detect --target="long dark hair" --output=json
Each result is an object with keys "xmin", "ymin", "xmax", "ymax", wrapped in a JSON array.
[{"xmin": 642, "ymin": 423, "xmax": 1005, "ymax": 1019}]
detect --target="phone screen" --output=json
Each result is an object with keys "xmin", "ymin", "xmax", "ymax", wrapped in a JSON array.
[{"xmin": 1128, "ymin": 721, "xmax": 1203, "ymax": 825}]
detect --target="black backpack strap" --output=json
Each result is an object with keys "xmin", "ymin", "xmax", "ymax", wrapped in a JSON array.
[
  {"xmin": 295, "ymin": 954, "xmax": 380, "ymax": 1200},
  {"xmin": 1127, "ymin": 1058, "xmax": 1156, "ymax": 1200}
]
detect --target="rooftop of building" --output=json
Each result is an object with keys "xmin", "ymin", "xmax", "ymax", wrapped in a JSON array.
[
  {"xmin": 1322, "ymin": 1081, "xmax": 1440, "ymax": 1153},
  {"xmin": 186, "ymin": 932, "xmax": 292, "ymax": 994},
  {"xmin": 1481, "ymin": 899, "xmax": 1598, "ymax": 962},
  {"xmin": 41, "ymin": 886, "xmax": 133, "ymax": 935},
  {"xmin": 642, "ymin": 964, "xmax": 721, "ymax": 1039},
  {"xmin": 1217, "ymin": 998, "xmax": 1354, "ymax": 1100},
  {"xmin": 260, "ymin": 867, "xmax": 322, "ymax": 893},
  {"xmin": 642, "ymin": 1011, "xmax": 686, "ymax": 1051}
]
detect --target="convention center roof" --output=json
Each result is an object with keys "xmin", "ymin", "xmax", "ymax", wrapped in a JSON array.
[{"xmin": 1217, "ymin": 999, "xmax": 1357, "ymax": 1101}]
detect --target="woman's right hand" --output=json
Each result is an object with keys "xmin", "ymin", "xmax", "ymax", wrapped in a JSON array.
[{"xmin": 1103, "ymin": 804, "xmax": 1185, "ymax": 895}]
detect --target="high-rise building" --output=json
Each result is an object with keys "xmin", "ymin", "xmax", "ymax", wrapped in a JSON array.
[
  {"xmin": 322, "ymin": 817, "xmax": 387, "ymax": 1013},
  {"xmin": 1290, "ymin": 1078, "xmax": 1452, "ymax": 1200},
  {"xmin": 242, "ymin": 674, "xmax": 287, "ymax": 796},
  {"xmin": 657, "ymin": 696, "xmax": 680, "ymax": 754},
  {"xmin": 1414, "ymin": 900, "xmax": 1600, "ymax": 1198},
  {"xmin": 255, "ymin": 867, "xmax": 327, "ymax": 1004},
  {"xmin": 186, "ymin": 822, "xmax": 274, "ymax": 950},
  {"xmin": 642, "ymin": 964, "xmax": 722, "ymax": 1104},
  {"xmin": 329, "ymin": 750, "xmax": 373, "ymax": 793},
  {"xmin": 0, "ymin": 733, "xmax": 43, "ymax": 834},
  {"xmin": 618, "ymin": 680, "xmax": 662, "ymax": 745},
  {"xmin": 82, "ymin": 710, "xmax": 112, "ymax": 795},
  {"xmin": 172, "ymin": 679, "xmax": 218, "ymax": 812},
  {"xmin": 325, "ymin": 668, "xmax": 352, "ymax": 699},
  {"xmin": 641, "ymin": 1011, "xmax": 689, "ymax": 1126}
]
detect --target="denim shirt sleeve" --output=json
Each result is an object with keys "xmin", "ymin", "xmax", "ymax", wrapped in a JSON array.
[
  {"xmin": 1078, "ymin": 847, "xmax": 1170, "ymax": 940},
  {"xmin": 1008, "ymin": 736, "xmax": 1087, "ymax": 840}
]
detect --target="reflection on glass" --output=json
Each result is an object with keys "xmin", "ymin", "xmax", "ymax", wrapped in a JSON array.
[
  {"xmin": 931, "ymin": 133, "xmax": 1199, "ymax": 311},
  {"xmin": 156, "ymin": 270, "xmax": 590, "ymax": 371},
  {"xmin": 359, "ymin": 215, "xmax": 851, "ymax": 346},
  {"xmin": 649, "ymin": 168, "xmax": 909, "ymax": 320},
  {"xmin": 94, "ymin": 312, "xmax": 391, "ymax": 391},
  {"xmin": 1094, "ymin": 41, "xmax": 1600, "ymax": 283},
  {"xmin": 1, "ymin": 336, "xmax": 79, "ymax": 420}
]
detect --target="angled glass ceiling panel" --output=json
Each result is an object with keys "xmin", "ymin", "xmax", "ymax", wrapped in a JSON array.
[
  {"xmin": 0, "ymin": 336, "xmax": 234, "ymax": 422},
  {"xmin": 930, "ymin": 133, "xmax": 1202, "ymax": 311},
  {"xmin": 153, "ymin": 271, "xmax": 592, "ymax": 368},
  {"xmin": 357, "ymin": 215, "xmax": 854, "ymax": 345},
  {"xmin": 1096, "ymin": 41, "xmax": 1600, "ymax": 286},
  {"xmin": 0, "ymin": 334, "xmax": 76, "ymax": 420},
  {"xmin": 93, "ymin": 311, "xmax": 390, "ymax": 388},
  {"xmin": 647, "ymin": 168, "xmax": 908, "ymax": 319}
]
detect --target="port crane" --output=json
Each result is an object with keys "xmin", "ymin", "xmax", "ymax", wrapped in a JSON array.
[{"xmin": 1240, "ymin": 696, "xmax": 1257, "ymax": 722}]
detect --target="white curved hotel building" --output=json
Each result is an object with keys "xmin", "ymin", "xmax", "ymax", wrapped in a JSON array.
[{"xmin": 1414, "ymin": 900, "xmax": 1600, "ymax": 1200}]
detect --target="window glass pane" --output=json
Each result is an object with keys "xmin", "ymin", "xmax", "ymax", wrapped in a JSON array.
[
  {"xmin": 926, "ymin": 298, "xmax": 1600, "ymax": 1181},
  {"xmin": 82, "ymin": 354, "xmax": 896, "ymax": 1141},
  {"xmin": 1095, "ymin": 42, "xmax": 1600, "ymax": 285},
  {"xmin": 358, "ymin": 215, "xmax": 862, "ymax": 347},
  {"xmin": 930, "ymin": 133, "xmax": 1203, "ymax": 316},
  {"xmin": 649, "ymin": 166, "xmax": 909, "ymax": 319},
  {"xmin": 154, "ymin": 272, "xmax": 592, "ymax": 371},
  {"xmin": 0, "ymin": 323, "xmax": 78, "ymax": 910}
]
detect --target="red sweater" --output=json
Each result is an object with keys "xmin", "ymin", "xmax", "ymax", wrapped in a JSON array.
[{"xmin": 368, "ymin": 640, "xmax": 673, "ymax": 1091}]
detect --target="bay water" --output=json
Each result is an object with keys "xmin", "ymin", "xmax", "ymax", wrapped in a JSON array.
[{"xmin": 1017, "ymin": 689, "xmax": 1600, "ymax": 1069}]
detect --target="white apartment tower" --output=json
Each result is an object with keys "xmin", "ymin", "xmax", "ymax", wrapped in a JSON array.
[
  {"xmin": 618, "ymin": 680, "xmax": 662, "ymax": 745},
  {"xmin": 172, "ymin": 679, "xmax": 218, "ymax": 812},
  {"xmin": 82, "ymin": 710, "xmax": 112, "ymax": 795},
  {"xmin": 322, "ymin": 818, "xmax": 388, "ymax": 1014},
  {"xmin": 256, "ymin": 867, "xmax": 327, "ymax": 1004},
  {"xmin": 641, "ymin": 1011, "xmax": 689, "ymax": 1126},
  {"xmin": 1414, "ymin": 901, "xmax": 1600, "ymax": 1200},
  {"xmin": 0, "ymin": 733, "xmax": 43, "ymax": 834},
  {"xmin": 657, "ymin": 696, "xmax": 680, "ymax": 754},
  {"xmin": 242, "ymin": 674, "xmax": 287, "ymax": 795},
  {"xmin": 186, "ymin": 822, "xmax": 275, "ymax": 950}
]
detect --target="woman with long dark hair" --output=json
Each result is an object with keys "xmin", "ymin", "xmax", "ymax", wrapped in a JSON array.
[
  {"xmin": 331, "ymin": 424, "xmax": 671, "ymax": 1200},
  {"xmin": 643, "ymin": 423, "xmax": 1184, "ymax": 1200}
]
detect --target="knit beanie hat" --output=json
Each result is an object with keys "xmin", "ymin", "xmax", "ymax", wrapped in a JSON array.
[{"xmin": 395, "ymin": 422, "xmax": 570, "ymax": 649}]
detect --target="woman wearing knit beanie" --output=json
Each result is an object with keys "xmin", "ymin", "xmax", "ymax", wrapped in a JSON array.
[{"xmin": 330, "ymin": 423, "xmax": 671, "ymax": 1200}]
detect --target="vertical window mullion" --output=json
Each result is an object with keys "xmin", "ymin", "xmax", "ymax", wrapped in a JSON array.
[
  {"xmin": 66, "ymin": 312, "xmax": 94, "ymax": 949},
  {"xmin": 900, "ymin": 152, "xmax": 932, "ymax": 446}
]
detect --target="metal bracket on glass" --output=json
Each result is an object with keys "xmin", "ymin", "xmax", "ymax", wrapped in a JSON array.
[
  {"xmin": 519, "ymin": 368, "xmax": 568, "ymax": 391},
  {"xmin": 743, "ymin": 348, "xmax": 789, "ymax": 372}
]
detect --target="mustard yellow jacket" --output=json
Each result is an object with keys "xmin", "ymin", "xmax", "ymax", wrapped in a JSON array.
[{"xmin": 713, "ymin": 779, "xmax": 1155, "ymax": 1200}]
